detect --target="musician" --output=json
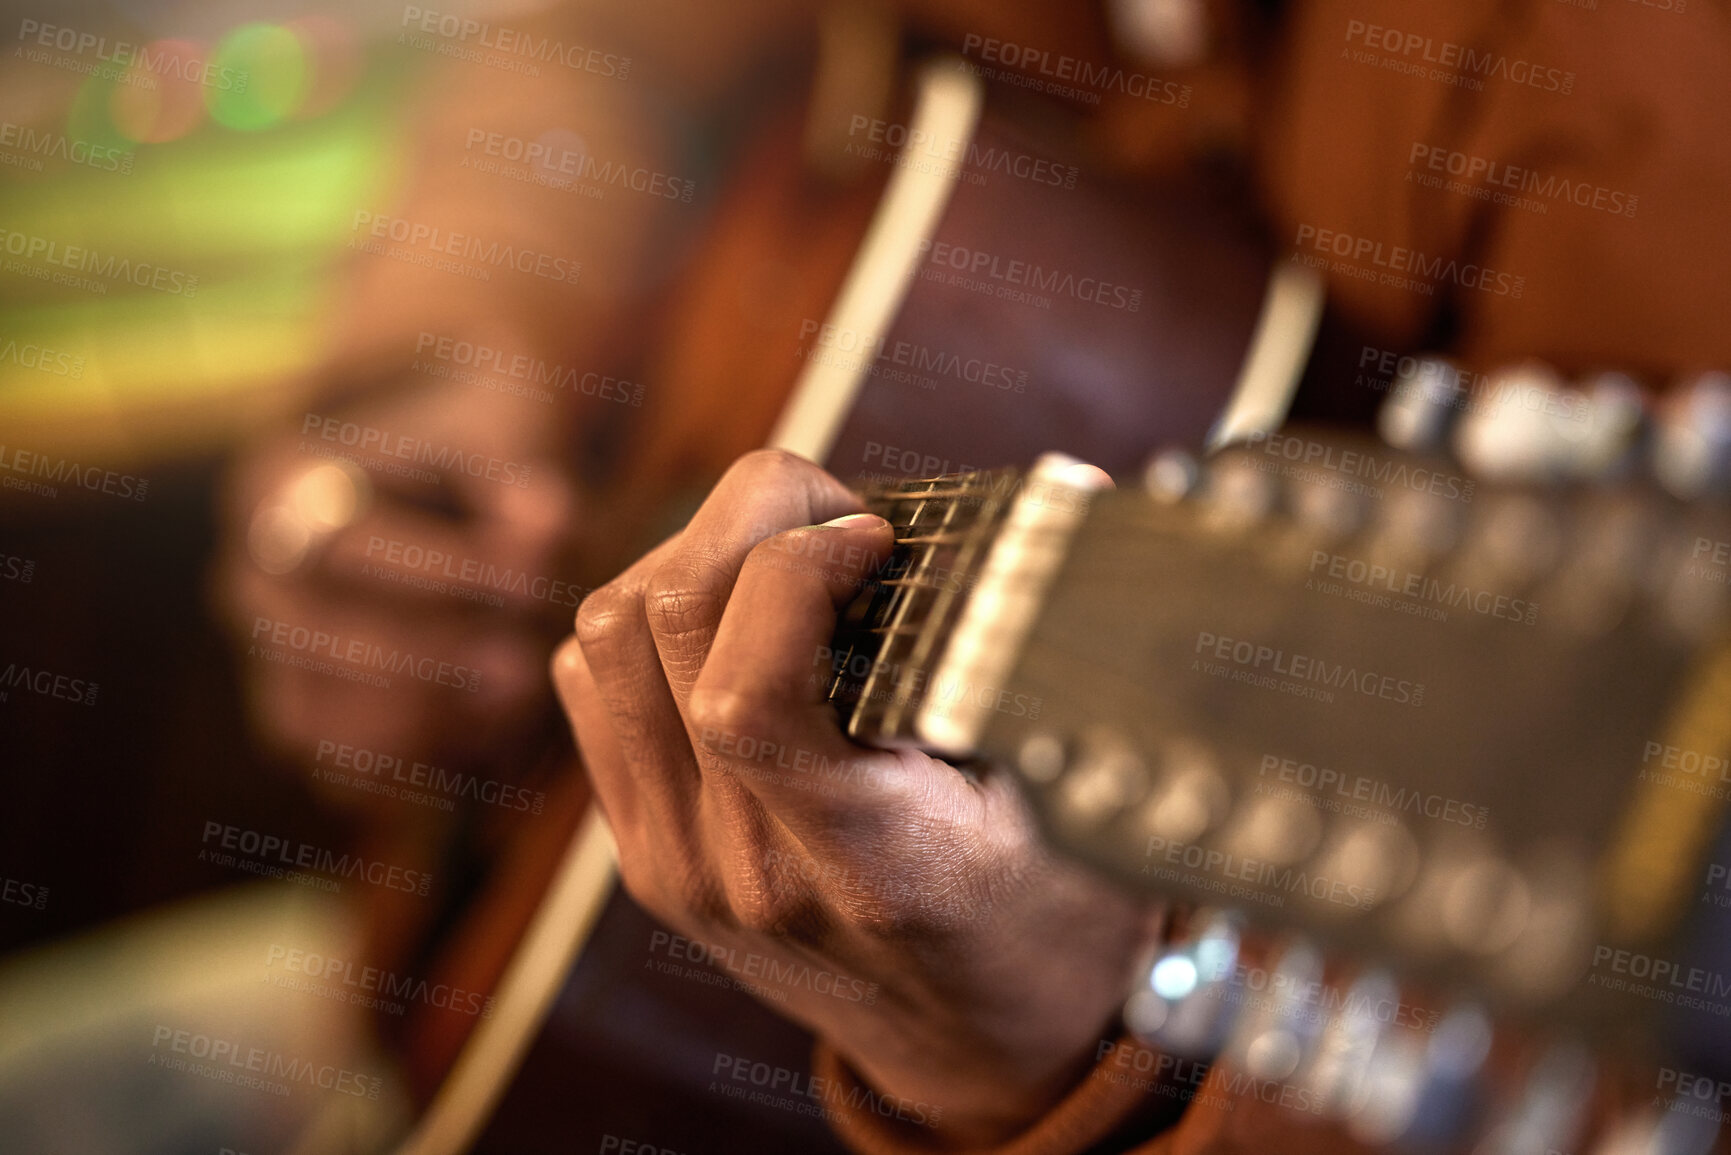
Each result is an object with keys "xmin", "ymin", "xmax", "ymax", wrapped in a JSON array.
[
  {"xmin": 219, "ymin": 0, "xmax": 1731, "ymax": 1150},
  {"xmin": 547, "ymin": 3, "xmax": 1731, "ymax": 1154}
]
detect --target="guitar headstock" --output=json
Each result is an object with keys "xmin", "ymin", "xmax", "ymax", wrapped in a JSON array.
[{"xmin": 829, "ymin": 369, "xmax": 1731, "ymax": 1148}]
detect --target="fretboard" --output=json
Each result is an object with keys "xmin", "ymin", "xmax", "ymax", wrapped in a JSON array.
[{"xmin": 826, "ymin": 469, "xmax": 1020, "ymax": 747}]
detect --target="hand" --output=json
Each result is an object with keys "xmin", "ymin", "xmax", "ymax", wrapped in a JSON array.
[
  {"xmin": 218, "ymin": 378, "xmax": 582, "ymax": 798},
  {"xmin": 552, "ymin": 449, "xmax": 1159, "ymax": 1147}
]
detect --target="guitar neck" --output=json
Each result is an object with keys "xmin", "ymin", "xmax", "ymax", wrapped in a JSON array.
[{"xmin": 829, "ymin": 436, "xmax": 1731, "ymax": 1040}]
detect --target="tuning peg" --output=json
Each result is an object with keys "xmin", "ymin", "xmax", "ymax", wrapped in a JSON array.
[
  {"xmin": 1653, "ymin": 371, "xmax": 1731, "ymax": 500},
  {"xmin": 1571, "ymin": 371, "xmax": 1647, "ymax": 481},
  {"xmin": 1353, "ymin": 1002, "xmax": 1494, "ymax": 1148},
  {"xmin": 1297, "ymin": 967, "xmax": 1400, "ymax": 1119},
  {"xmin": 1591, "ymin": 1106, "xmax": 1720, "ymax": 1155},
  {"xmin": 1471, "ymin": 1040, "xmax": 1595, "ymax": 1155},
  {"xmin": 1221, "ymin": 939, "xmax": 1325, "ymax": 1082},
  {"xmin": 1136, "ymin": 738, "xmax": 1231, "ymax": 846},
  {"xmin": 1054, "ymin": 727, "xmax": 1150, "ymax": 826},
  {"xmin": 1016, "ymin": 731, "xmax": 1067, "ymax": 784},
  {"xmin": 1378, "ymin": 357, "xmax": 1466, "ymax": 454},
  {"xmin": 1453, "ymin": 361, "xmax": 1589, "ymax": 483},
  {"xmin": 1217, "ymin": 789, "xmax": 1323, "ymax": 868},
  {"xmin": 1143, "ymin": 447, "xmax": 1202, "ymax": 504},
  {"xmin": 1198, "ymin": 453, "xmax": 1280, "ymax": 533},
  {"xmin": 1124, "ymin": 909, "xmax": 1243, "ymax": 1058}
]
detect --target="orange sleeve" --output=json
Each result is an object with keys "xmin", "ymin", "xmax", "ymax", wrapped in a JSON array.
[
  {"xmin": 811, "ymin": 1034, "xmax": 1193, "ymax": 1155},
  {"xmin": 815, "ymin": 1032, "xmax": 1432, "ymax": 1155},
  {"xmin": 1258, "ymin": 0, "xmax": 1731, "ymax": 379}
]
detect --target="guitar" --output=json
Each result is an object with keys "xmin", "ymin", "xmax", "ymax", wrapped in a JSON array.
[
  {"xmin": 6, "ymin": 36, "xmax": 1708, "ymax": 1155},
  {"xmin": 425, "ymin": 49, "xmax": 1731, "ymax": 1155},
  {"xmin": 407, "ymin": 51, "xmax": 1283, "ymax": 1155}
]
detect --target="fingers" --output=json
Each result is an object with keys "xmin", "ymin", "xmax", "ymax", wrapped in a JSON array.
[
  {"xmin": 569, "ymin": 534, "xmax": 702, "ymax": 840},
  {"xmin": 642, "ymin": 450, "xmax": 862, "ymax": 703},
  {"xmin": 557, "ymin": 451, "xmax": 913, "ymax": 915},
  {"xmin": 688, "ymin": 513, "xmax": 927, "ymax": 828},
  {"xmin": 550, "ymin": 635, "xmax": 636, "ymax": 832}
]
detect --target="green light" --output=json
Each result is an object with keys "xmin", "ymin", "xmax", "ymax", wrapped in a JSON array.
[
  {"xmin": 66, "ymin": 74, "xmax": 133, "ymax": 154},
  {"xmin": 206, "ymin": 24, "xmax": 309, "ymax": 132}
]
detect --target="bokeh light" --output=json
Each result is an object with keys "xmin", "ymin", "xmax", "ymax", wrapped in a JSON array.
[
  {"xmin": 109, "ymin": 41, "xmax": 209, "ymax": 144},
  {"xmin": 287, "ymin": 15, "xmax": 364, "ymax": 120},
  {"xmin": 66, "ymin": 74, "xmax": 138, "ymax": 155},
  {"xmin": 206, "ymin": 23, "xmax": 309, "ymax": 132}
]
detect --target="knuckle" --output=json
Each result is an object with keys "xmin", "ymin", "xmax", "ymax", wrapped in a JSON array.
[
  {"xmin": 724, "ymin": 868, "xmax": 825, "ymax": 940},
  {"xmin": 729, "ymin": 447, "xmax": 811, "ymax": 486},
  {"xmin": 549, "ymin": 635, "xmax": 585, "ymax": 684},
  {"xmin": 842, "ymin": 866, "xmax": 972, "ymax": 943},
  {"xmin": 572, "ymin": 581, "xmax": 641, "ymax": 652},
  {"xmin": 643, "ymin": 563, "xmax": 727, "ymax": 641},
  {"xmin": 687, "ymin": 688, "xmax": 773, "ymax": 752}
]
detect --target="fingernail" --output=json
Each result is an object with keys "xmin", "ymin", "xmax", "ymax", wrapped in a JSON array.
[{"xmin": 820, "ymin": 512, "xmax": 887, "ymax": 529}]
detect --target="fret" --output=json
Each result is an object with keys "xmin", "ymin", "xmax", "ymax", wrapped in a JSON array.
[
  {"xmin": 827, "ymin": 467, "xmax": 1023, "ymax": 746},
  {"xmin": 876, "ymin": 577, "xmax": 963, "ymax": 590},
  {"xmin": 892, "ymin": 532, "xmax": 974, "ymax": 545}
]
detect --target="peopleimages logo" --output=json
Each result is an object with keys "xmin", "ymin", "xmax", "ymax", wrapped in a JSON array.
[
  {"xmin": 844, "ymin": 115, "xmax": 1078, "ymax": 190},
  {"xmin": 648, "ymin": 931, "xmax": 880, "ymax": 1006},
  {"xmin": 248, "ymin": 615, "xmax": 483, "ymax": 694},
  {"xmin": 0, "ymin": 333, "xmax": 85, "ymax": 378},
  {"xmin": 149, "ymin": 1025, "xmax": 383, "ymax": 1099},
  {"xmin": 1, "ymin": 873, "xmax": 48, "ymax": 911},
  {"xmin": 462, "ymin": 130, "xmax": 694, "ymax": 202},
  {"xmin": 0, "ymin": 443, "xmax": 148, "ymax": 502},
  {"xmin": 349, "ymin": 211, "xmax": 581, "ymax": 285},
  {"xmin": 0, "ymin": 120, "xmax": 133, "ymax": 175},
  {"xmin": 1307, "ymin": 548, "xmax": 1537, "ymax": 627},
  {"xmin": 1291, "ymin": 224, "xmax": 1524, "ymax": 299},
  {"xmin": 1408, "ymin": 143, "xmax": 1637, "ymax": 218},
  {"xmin": 313, "ymin": 738, "xmax": 547, "ymax": 814},
  {"xmin": 710, "ymin": 1053, "xmax": 944, "ymax": 1128},
  {"xmin": 1245, "ymin": 429, "xmax": 1476, "ymax": 502},
  {"xmin": 1142, "ymin": 834, "xmax": 1378, "ymax": 911},
  {"xmin": 1342, "ymin": 20, "xmax": 1574, "ymax": 94},
  {"xmin": 1193, "ymin": 629, "xmax": 1426, "ymax": 707},
  {"xmin": 200, "ymin": 819, "xmax": 434, "ymax": 896},
  {"xmin": 16, "ymin": 19, "xmax": 249, "ymax": 91},
  {"xmin": 0, "ymin": 228, "xmax": 199, "ymax": 296},
  {"xmin": 1256, "ymin": 753, "xmax": 1490, "ymax": 829},
  {"xmin": 915, "ymin": 239, "xmax": 1143, "ymax": 312},
  {"xmin": 798, "ymin": 320, "xmax": 1030, "ymax": 393},
  {"xmin": 398, "ymin": 6, "xmax": 630, "ymax": 79},
  {"xmin": 0, "ymin": 659, "xmax": 99, "ymax": 706},
  {"xmin": 413, "ymin": 332, "xmax": 642, "ymax": 406},
  {"xmin": 300, "ymin": 412, "xmax": 534, "ymax": 487},
  {"xmin": 959, "ymin": 33, "xmax": 1191, "ymax": 107},
  {"xmin": 264, "ymin": 944, "xmax": 495, "ymax": 1017}
]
